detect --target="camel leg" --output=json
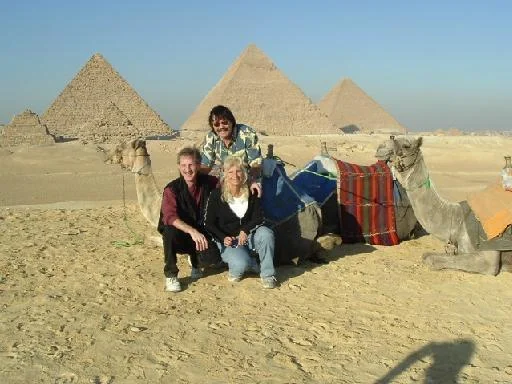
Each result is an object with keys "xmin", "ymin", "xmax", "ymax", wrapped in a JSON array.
[
  {"xmin": 316, "ymin": 233, "xmax": 343, "ymax": 251},
  {"xmin": 422, "ymin": 250, "xmax": 501, "ymax": 276}
]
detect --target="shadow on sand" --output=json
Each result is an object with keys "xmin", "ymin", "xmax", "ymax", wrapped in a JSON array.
[
  {"xmin": 374, "ymin": 339, "xmax": 475, "ymax": 383},
  {"xmin": 276, "ymin": 241, "xmax": 377, "ymax": 284}
]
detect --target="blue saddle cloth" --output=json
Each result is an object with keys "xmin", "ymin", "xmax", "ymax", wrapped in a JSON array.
[{"xmin": 262, "ymin": 159, "xmax": 335, "ymax": 224}]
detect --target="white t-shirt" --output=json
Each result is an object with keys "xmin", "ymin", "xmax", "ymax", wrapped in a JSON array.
[{"xmin": 229, "ymin": 196, "xmax": 249, "ymax": 218}]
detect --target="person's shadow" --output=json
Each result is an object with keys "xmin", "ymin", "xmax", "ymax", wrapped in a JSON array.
[{"xmin": 375, "ymin": 339, "xmax": 475, "ymax": 383}]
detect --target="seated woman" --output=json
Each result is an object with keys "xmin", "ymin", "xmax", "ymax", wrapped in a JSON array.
[{"xmin": 204, "ymin": 155, "xmax": 277, "ymax": 289}]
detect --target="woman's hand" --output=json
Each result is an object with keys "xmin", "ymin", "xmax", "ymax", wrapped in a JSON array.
[
  {"xmin": 224, "ymin": 236, "xmax": 237, "ymax": 247},
  {"xmin": 238, "ymin": 230, "xmax": 248, "ymax": 246}
]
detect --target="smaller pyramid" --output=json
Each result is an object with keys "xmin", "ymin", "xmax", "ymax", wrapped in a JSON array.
[
  {"xmin": 41, "ymin": 53, "xmax": 171, "ymax": 139},
  {"xmin": 318, "ymin": 78, "xmax": 406, "ymax": 134},
  {"xmin": 180, "ymin": 44, "xmax": 338, "ymax": 136},
  {"xmin": 80, "ymin": 102, "xmax": 141, "ymax": 144},
  {"xmin": 0, "ymin": 109, "xmax": 55, "ymax": 147}
]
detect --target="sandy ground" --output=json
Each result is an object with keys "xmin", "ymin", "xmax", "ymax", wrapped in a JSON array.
[{"xmin": 1, "ymin": 133, "xmax": 511, "ymax": 383}]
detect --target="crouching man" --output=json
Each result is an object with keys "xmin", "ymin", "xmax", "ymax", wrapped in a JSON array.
[{"xmin": 158, "ymin": 147, "xmax": 221, "ymax": 292}]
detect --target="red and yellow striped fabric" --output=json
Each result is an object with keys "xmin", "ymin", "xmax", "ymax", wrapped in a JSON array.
[{"xmin": 335, "ymin": 159, "xmax": 400, "ymax": 245}]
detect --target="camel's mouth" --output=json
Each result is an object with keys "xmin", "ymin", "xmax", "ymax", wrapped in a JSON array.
[
  {"xmin": 392, "ymin": 150, "xmax": 419, "ymax": 173},
  {"xmin": 389, "ymin": 136, "xmax": 423, "ymax": 173},
  {"xmin": 392, "ymin": 156, "xmax": 406, "ymax": 172}
]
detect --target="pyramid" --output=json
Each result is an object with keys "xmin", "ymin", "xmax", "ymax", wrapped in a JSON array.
[
  {"xmin": 80, "ymin": 102, "xmax": 141, "ymax": 144},
  {"xmin": 41, "ymin": 53, "xmax": 171, "ymax": 139},
  {"xmin": 180, "ymin": 44, "xmax": 338, "ymax": 136},
  {"xmin": 318, "ymin": 78, "xmax": 407, "ymax": 134},
  {"xmin": 0, "ymin": 109, "xmax": 55, "ymax": 147}
]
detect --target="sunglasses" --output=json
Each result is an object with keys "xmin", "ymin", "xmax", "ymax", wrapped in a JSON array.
[{"xmin": 212, "ymin": 119, "xmax": 230, "ymax": 128}]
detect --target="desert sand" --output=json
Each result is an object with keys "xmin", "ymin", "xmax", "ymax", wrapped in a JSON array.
[{"xmin": 1, "ymin": 133, "xmax": 511, "ymax": 383}]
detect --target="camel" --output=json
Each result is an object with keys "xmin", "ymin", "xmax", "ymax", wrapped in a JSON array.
[
  {"xmin": 385, "ymin": 136, "xmax": 512, "ymax": 275},
  {"xmin": 104, "ymin": 139, "xmax": 330, "ymax": 264},
  {"xmin": 105, "ymin": 139, "xmax": 422, "ymax": 264},
  {"xmin": 104, "ymin": 139, "xmax": 160, "ymax": 228}
]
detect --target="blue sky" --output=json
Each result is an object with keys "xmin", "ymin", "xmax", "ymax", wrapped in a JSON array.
[{"xmin": 1, "ymin": 0, "xmax": 511, "ymax": 132}]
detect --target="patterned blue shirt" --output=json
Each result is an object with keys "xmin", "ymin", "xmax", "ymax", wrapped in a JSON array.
[{"xmin": 200, "ymin": 124, "xmax": 263, "ymax": 168}]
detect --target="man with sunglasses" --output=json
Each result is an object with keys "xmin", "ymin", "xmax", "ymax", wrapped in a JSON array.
[{"xmin": 200, "ymin": 105, "xmax": 263, "ymax": 195}]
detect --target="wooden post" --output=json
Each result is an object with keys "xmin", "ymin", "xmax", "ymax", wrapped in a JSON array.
[
  {"xmin": 320, "ymin": 141, "xmax": 329, "ymax": 156},
  {"xmin": 266, "ymin": 144, "xmax": 274, "ymax": 159}
]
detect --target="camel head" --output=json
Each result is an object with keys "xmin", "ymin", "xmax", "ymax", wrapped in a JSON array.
[
  {"xmin": 104, "ymin": 138, "xmax": 152, "ymax": 175},
  {"xmin": 390, "ymin": 136, "xmax": 423, "ymax": 172},
  {"xmin": 375, "ymin": 138, "xmax": 395, "ymax": 162}
]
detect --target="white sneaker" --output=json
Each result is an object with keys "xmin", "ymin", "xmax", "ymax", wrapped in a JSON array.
[
  {"xmin": 165, "ymin": 276, "xmax": 181, "ymax": 292},
  {"xmin": 227, "ymin": 274, "xmax": 242, "ymax": 282},
  {"xmin": 261, "ymin": 276, "xmax": 278, "ymax": 289},
  {"xmin": 190, "ymin": 267, "xmax": 203, "ymax": 280}
]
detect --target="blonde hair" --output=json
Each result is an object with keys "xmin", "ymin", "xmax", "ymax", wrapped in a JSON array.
[{"xmin": 220, "ymin": 156, "xmax": 250, "ymax": 202}]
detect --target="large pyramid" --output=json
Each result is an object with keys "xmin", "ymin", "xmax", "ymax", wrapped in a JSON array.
[
  {"xmin": 41, "ymin": 53, "xmax": 171, "ymax": 139},
  {"xmin": 80, "ymin": 102, "xmax": 141, "ymax": 144},
  {"xmin": 318, "ymin": 78, "xmax": 407, "ymax": 134},
  {"xmin": 180, "ymin": 44, "xmax": 338, "ymax": 136}
]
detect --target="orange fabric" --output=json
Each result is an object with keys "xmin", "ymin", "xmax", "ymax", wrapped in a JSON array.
[{"xmin": 468, "ymin": 180, "xmax": 512, "ymax": 239}]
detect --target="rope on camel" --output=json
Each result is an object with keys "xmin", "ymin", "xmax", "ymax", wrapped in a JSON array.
[{"xmin": 111, "ymin": 173, "xmax": 144, "ymax": 248}]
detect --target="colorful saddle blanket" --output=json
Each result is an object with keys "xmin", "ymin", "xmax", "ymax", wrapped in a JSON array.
[{"xmin": 335, "ymin": 159, "xmax": 400, "ymax": 245}]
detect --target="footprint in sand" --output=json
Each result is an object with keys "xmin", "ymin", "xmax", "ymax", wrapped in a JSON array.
[
  {"xmin": 289, "ymin": 336, "xmax": 314, "ymax": 347},
  {"xmin": 288, "ymin": 283, "xmax": 303, "ymax": 291},
  {"xmin": 91, "ymin": 375, "xmax": 114, "ymax": 384},
  {"xmin": 207, "ymin": 320, "xmax": 231, "ymax": 330},
  {"xmin": 269, "ymin": 351, "xmax": 304, "ymax": 371},
  {"xmin": 54, "ymin": 372, "xmax": 78, "ymax": 383}
]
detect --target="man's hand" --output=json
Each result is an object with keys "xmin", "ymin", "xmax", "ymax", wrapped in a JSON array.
[
  {"xmin": 238, "ymin": 230, "xmax": 248, "ymax": 246},
  {"xmin": 250, "ymin": 181, "xmax": 262, "ymax": 197},
  {"xmin": 190, "ymin": 229, "xmax": 209, "ymax": 251},
  {"xmin": 249, "ymin": 165, "xmax": 262, "ymax": 197}
]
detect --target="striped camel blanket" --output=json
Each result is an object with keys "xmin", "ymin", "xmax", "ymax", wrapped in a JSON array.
[{"xmin": 335, "ymin": 159, "xmax": 400, "ymax": 245}]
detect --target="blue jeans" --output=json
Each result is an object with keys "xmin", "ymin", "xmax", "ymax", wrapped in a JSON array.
[{"xmin": 217, "ymin": 226, "xmax": 276, "ymax": 279}]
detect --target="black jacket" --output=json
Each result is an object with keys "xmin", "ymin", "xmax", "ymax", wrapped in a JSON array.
[
  {"xmin": 157, "ymin": 174, "xmax": 217, "ymax": 234},
  {"xmin": 204, "ymin": 189, "xmax": 264, "ymax": 241}
]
